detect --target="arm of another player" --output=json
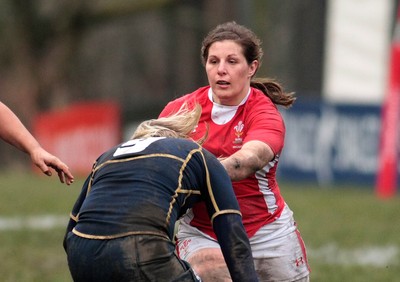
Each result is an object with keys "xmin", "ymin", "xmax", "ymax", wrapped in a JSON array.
[
  {"xmin": 213, "ymin": 214, "xmax": 258, "ymax": 282},
  {"xmin": 0, "ymin": 102, "xmax": 74, "ymax": 185},
  {"xmin": 202, "ymin": 151, "xmax": 258, "ymax": 281},
  {"xmin": 220, "ymin": 140, "xmax": 274, "ymax": 181}
]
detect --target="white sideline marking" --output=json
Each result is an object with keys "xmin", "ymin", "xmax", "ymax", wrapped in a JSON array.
[
  {"xmin": 309, "ymin": 243, "xmax": 399, "ymax": 267},
  {"xmin": 0, "ymin": 215, "xmax": 68, "ymax": 231},
  {"xmin": 0, "ymin": 216, "xmax": 398, "ymax": 267}
]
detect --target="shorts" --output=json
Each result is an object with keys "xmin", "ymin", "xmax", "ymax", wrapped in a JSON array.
[
  {"xmin": 65, "ymin": 232, "xmax": 201, "ymax": 282},
  {"xmin": 176, "ymin": 205, "xmax": 310, "ymax": 281}
]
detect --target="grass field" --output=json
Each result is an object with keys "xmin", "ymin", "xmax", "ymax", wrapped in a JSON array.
[{"xmin": 0, "ymin": 172, "xmax": 399, "ymax": 281}]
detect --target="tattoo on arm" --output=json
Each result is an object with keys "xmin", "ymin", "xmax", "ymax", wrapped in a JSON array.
[{"xmin": 233, "ymin": 158, "xmax": 241, "ymax": 169}]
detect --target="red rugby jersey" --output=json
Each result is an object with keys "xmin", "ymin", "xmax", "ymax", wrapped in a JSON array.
[{"xmin": 159, "ymin": 86, "xmax": 286, "ymax": 238}]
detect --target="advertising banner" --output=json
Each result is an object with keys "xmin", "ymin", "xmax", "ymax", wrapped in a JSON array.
[
  {"xmin": 279, "ymin": 102, "xmax": 385, "ymax": 187},
  {"xmin": 34, "ymin": 101, "xmax": 121, "ymax": 176}
]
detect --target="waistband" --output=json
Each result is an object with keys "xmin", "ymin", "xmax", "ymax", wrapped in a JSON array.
[{"xmin": 72, "ymin": 228, "xmax": 170, "ymax": 241}]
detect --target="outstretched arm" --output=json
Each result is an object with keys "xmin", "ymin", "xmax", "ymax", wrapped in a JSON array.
[{"xmin": 0, "ymin": 102, "xmax": 74, "ymax": 185}]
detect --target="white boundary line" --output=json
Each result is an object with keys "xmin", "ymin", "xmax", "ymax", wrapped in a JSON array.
[
  {"xmin": 309, "ymin": 243, "xmax": 399, "ymax": 267},
  {"xmin": 0, "ymin": 215, "xmax": 68, "ymax": 231},
  {"xmin": 0, "ymin": 215, "xmax": 398, "ymax": 267}
]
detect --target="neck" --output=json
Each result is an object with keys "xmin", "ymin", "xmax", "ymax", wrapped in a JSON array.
[{"xmin": 211, "ymin": 87, "xmax": 251, "ymax": 106}]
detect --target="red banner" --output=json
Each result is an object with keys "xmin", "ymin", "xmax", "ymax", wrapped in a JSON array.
[
  {"xmin": 376, "ymin": 4, "xmax": 400, "ymax": 198},
  {"xmin": 34, "ymin": 101, "xmax": 121, "ymax": 176}
]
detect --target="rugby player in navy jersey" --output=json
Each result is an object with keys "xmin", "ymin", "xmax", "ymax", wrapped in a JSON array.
[{"xmin": 63, "ymin": 104, "xmax": 258, "ymax": 282}]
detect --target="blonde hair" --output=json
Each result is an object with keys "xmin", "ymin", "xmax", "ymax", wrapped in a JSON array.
[{"xmin": 131, "ymin": 103, "xmax": 204, "ymax": 142}]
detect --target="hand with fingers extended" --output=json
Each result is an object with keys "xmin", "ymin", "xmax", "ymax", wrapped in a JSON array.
[{"xmin": 30, "ymin": 146, "xmax": 74, "ymax": 185}]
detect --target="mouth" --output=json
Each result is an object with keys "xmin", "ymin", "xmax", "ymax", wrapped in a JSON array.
[{"xmin": 216, "ymin": 80, "xmax": 230, "ymax": 85}]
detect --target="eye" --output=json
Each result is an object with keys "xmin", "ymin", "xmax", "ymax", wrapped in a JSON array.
[{"xmin": 229, "ymin": 59, "xmax": 237, "ymax": 64}]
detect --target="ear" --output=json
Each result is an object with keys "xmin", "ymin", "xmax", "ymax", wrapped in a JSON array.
[{"xmin": 248, "ymin": 60, "xmax": 259, "ymax": 77}]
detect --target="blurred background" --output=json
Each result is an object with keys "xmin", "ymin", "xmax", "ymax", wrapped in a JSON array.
[
  {"xmin": 1, "ymin": 1, "xmax": 400, "ymax": 281},
  {"xmin": 1, "ymin": 0, "xmax": 399, "ymax": 191}
]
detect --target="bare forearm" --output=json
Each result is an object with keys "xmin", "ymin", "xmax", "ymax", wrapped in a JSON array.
[
  {"xmin": 0, "ymin": 102, "xmax": 74, "ymax": 184},
  {"xmin": 221, "ymin": 152, "xmax": 260, "ymax": 181},
  {"xmin": 0, "ymin": 102, "xmax": 41, "ymax": 154},
  {"xmin": 2, "ymin": 125, "xmax": 41, "ymax": 155},
  {"xmin": 220, "ymin": 141, "xmax": 274, "ymax": 181}
]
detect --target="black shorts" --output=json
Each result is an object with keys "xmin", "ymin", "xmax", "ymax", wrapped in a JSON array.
[{"xmin": 65, "ymin": 232, "xmax": 201, "ymax": 282}]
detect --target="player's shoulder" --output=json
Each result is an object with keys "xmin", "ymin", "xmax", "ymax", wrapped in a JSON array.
[
  {"xmin": 249, "ymin": 88, "xmax": 276, "ymax": 104},
  {"xmin": 246, "ymin": 88, "xmax": 280, "ymax": 112},
  {"xmin": 170, "ymin": 86, "xmax": 209, "ymax": 104},
  {"xmin": 158, "ymin": 137, "xmax": 201, "ymax": 150},
  {"xmin": 160, "ymin": 87, "xmax": 210, "ymax": 117}
]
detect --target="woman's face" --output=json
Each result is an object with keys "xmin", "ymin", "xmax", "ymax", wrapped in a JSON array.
[{"xmin": 205, "ymin": 40, "xmax": 258, "ymax": 106}]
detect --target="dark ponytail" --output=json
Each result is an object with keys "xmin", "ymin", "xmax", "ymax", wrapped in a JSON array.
[{"xmin": 251, "ymin": 78, "xmax": 296, "ymax": 108}]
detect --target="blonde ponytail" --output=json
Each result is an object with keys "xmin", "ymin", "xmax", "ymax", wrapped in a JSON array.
[{"xmin": 131, "ymin": 103, "xmax": 205, "ymax": 143}]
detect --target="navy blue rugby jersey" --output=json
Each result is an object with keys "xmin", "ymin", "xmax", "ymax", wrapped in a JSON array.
[{"xmin": 67, "ymin": 137, "xmax": 241, "ymax": 240}]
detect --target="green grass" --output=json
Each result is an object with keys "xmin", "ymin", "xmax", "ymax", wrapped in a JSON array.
[
  {"xmin": 0, "ymin": 173, "xmax": 399, "ymax": 281},
  {"xmin": 0, "ymin": 172, "xmax": 83, "ymax": 282},
  {"xmin": 281, "ymin": 183, "xmax": 400, "ymax": 282}
]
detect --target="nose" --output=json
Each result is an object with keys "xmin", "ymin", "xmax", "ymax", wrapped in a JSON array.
[{"xmin": 217, "ymin": 62, "xmax": 227, "ymax": 75}]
